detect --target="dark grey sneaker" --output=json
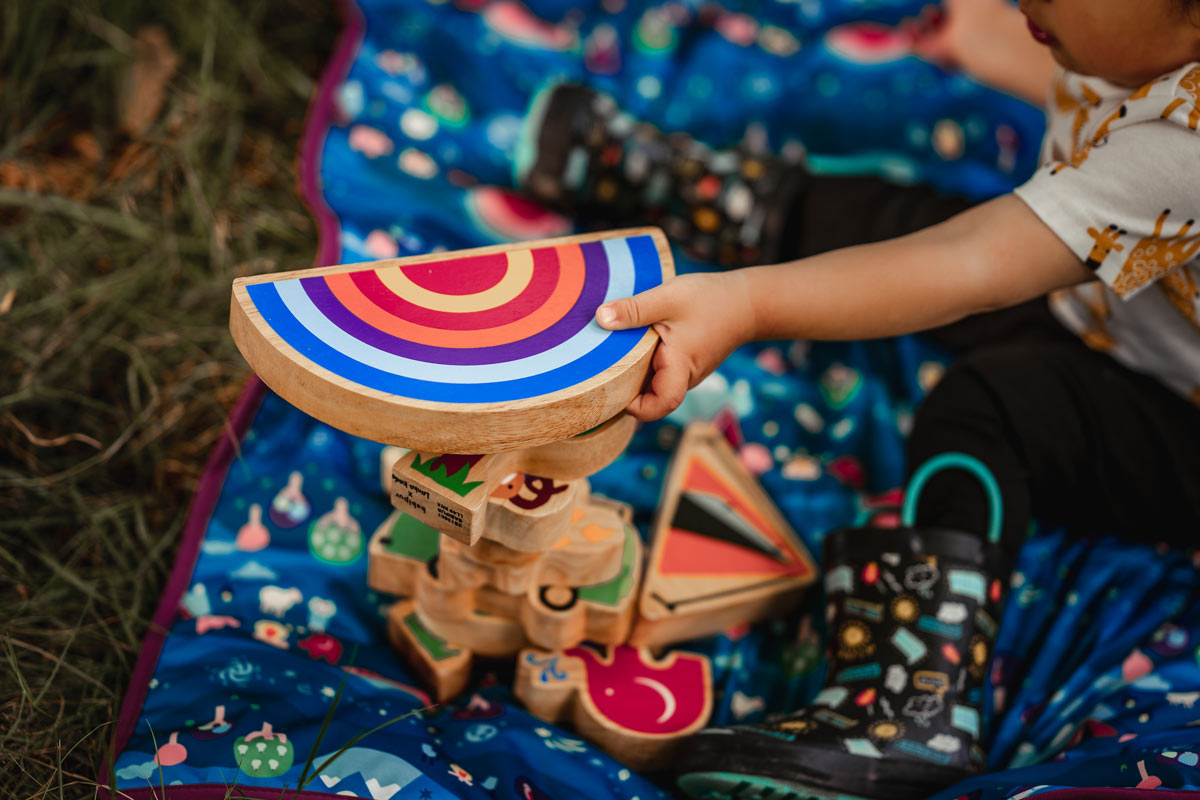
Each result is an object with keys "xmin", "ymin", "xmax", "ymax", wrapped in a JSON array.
[{"xmin": 515, "ymin": 82, "xmax": 807, "ymax": 269}]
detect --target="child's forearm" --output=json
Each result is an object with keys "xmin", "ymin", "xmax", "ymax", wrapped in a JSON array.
[{"xmin": 740, "ymin": 196, "xmax": 1090, "ymax": 342}]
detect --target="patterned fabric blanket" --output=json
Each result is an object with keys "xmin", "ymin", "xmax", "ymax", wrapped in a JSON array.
[{"xmin": 108, "ymin": 2, "xmax": 1200, "ymax": 798}]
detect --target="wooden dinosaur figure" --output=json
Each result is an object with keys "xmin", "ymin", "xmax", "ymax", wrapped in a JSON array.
[
  {"xmin": 514, "ymin": 644, "xmax": 713, "ymax": 771},
  {"xmin": 630, "ymin": 421, "xmax": 817, "ymax": 647},
  {"xmin": 1111, "ymin": 209, "xmax": 1200, "ymax": 297},
  {"xmin": 390, "ymin": 412, "xmax": 634, "ymax": 545}
]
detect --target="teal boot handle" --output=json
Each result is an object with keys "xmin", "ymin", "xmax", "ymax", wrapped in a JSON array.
[{"xmin": 901, "ymin": 452, "xmax": 1003, "ymax": 544}]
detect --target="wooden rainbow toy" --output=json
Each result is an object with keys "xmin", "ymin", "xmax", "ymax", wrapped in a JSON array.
[{"xmin": 231, "ymin": 228, "xmax": 673, "ymax": 453}]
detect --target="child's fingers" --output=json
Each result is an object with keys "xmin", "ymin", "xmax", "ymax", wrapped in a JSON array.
[
  {"xmin": 625, "ymin": 346, "xmax": 689, "ymax": 421},
  {"xmin": 595, "ymin": 284, "xmax": 674, "ymax": 331}
]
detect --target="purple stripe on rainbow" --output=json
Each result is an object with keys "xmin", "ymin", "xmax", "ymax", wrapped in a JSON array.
[{"xmin": 297, "ymin": 239, "xmax": 610, "ymax": 365}]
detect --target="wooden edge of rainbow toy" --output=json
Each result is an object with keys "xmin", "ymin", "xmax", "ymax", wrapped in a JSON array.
[{"xmin": 230, "ymin": 227, "xmax": 674, "ymax": 453}]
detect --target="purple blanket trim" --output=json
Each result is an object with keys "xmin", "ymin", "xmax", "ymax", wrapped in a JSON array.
[
  {"xmin": 105, "ymin": 784, "xmax": 372, "ymax": 800},
  {"xmin": 98, "ymin": 2, "xmax": 364, "ymax": 795},
  {"xmin": 98, "ymin": 376, "xmax": 268, "ymax": 797},
  {"xmin": 1036, "ymin": 791, "xmax": 1200, "ymax": 799}
]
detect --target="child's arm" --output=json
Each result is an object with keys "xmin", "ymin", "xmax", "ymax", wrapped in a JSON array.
[
  {"xmin": 596, "ymin": 195, "xmax": 1090, "ymax": 420},
  {"xmin": 913, "ymin": 0, "xmax": 1057, "ymax": 106}
]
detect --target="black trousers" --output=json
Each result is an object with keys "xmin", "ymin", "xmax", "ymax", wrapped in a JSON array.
[{"xmin": 789, "ymin": 176, "xmax": 1200, "ymax": 552}]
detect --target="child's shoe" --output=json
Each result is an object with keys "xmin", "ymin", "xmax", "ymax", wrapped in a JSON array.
[
  {"xmin": 676, "ymin": 526, "xmax": 1006, "ymax": 799},
  {"xmin": 676, "ymin": 454, "xmax": 1009, "ymax": 800},
  {"xmin": 515, "ymin": 83, "xmax": 806, "ymax": 269}
]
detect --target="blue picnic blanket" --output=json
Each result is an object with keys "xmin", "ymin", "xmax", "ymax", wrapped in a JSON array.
[{"xmin": 111, "ymin": 1, "xmax": 1200, "ymax": 798}]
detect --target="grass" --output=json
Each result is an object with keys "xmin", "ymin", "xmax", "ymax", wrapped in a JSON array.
[{"xmin": 0, "ymin": 0, "xmax": 338, "ymax": 795}]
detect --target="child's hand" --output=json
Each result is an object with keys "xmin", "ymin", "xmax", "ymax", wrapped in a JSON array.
[
  {"xmin": 595, "ymin": 271, "xmax": 754, "ymax": 422},
  {"xmin": 911, "ymin": 0, "xmax": 1012, "ymax": 73},
  {"xmin": 911, "ymin": 0, "xmax": 1056, "ymax": 106}
]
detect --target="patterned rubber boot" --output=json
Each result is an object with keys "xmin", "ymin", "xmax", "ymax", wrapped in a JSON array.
[
  {"xmin": 515, "ymin": 83, "xmax": 807, "ymax": 269},
  {"xmin": 675, "ymin": 454, "xmax": 1009, "ymax": 800}
]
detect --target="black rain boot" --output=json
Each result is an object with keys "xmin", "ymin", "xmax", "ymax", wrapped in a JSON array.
[
  {"xmin": 675, "ymin": 453, "xmax": 1010, "ymax": 800},
  {"xmin": 515, "ymin": 83, "xmax": 807, "ymax": 269}
]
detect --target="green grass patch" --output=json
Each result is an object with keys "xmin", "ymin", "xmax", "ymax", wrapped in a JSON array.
[{"xmin": 0, "ymin": 0, "xmax": 337, "ymax": 795}]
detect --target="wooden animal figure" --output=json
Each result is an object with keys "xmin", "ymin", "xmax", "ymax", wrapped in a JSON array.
[
  {"xmin": 369, "ymin": 503, "xmax": 641, "ymax": 653},
  {"xmin": 390, "ymin": 411, "xmax": 634, "ymax": 545},
  {"xmin": 230, "ymin": 229, "xmax": 671, "ymax": 453},
  {"xmin": 437, "ymin": 496, "xmax": 629, "ymax": 594},
  {"xmin": 630, "ymin": 422, "xmax": 817, "ymax": 647},
  {"xmin": 412, "ymin": 600, "xmax": 529, "ymax": 659},
  {"xmin": 514, "ymin": 644, "xmax": 713, "ymax": 771},
  {"xmin": 416, "ymin": 513, "xmax": 643, "ymax": 652},
  {"xmin": 386, "ymin": 600, "xmax": 471, "ymax": 702},
  {"xmin": 485, "ymin": 517, "xmax": 643, "ymax": 651}
]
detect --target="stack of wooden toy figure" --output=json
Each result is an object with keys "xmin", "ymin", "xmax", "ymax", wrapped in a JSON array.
[
  {"xmin": 230, "ymin": 229, "xmax": 817, "ymax": 769},
  {"xmin": 369, "ymin": 421, "xmax": 816, "ymax": 768}
]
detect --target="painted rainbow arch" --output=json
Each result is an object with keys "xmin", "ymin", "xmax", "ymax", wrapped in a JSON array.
[{"xmin": 231, "ymin": 229, "xmax": 672, "ymax": 450}]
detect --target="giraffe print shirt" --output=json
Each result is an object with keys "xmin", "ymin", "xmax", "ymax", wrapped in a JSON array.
[{"xmin": 1014, "ymin": 62, "xmax": 1200, "ymax": 403}]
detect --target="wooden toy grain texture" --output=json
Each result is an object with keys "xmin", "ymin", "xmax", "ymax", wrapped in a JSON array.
[
  {"xmin": 514, "ymin": 644, "xmax": 713, "ymax": 771},
  {"xmin": 437, "ymin": 494, "xmax": 628, "ymax": 594},
  {"xmin": 386, "ymin": 600, "xmax": 471, "ymax": 702},
  {"xmin": 230, "ymin": 229, "xmax": 670, "ymax": 453},
  {"xmin": 381, "ymin": 501, "xmax": 640, "ymax": 652},
  {"xmin": 629, "ymin": 422, "xmax": 817, "ymax": 647},
  {"xmin": 389, "ymin": 412, "xmax": 634, "ymax": 545}
]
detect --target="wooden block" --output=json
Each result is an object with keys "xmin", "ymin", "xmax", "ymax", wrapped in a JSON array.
[
  {"xmin": 484, "ymin": 475, "xmax": 588, "ymax": 553},
  {"xmin": 438, "ymin": 495, "xmax": 628, "ymax": 594},
  {"xmin": 413, "ymin": 560, "xmax": 486, "ymax": 623},
  {"xmin": 518, "ymin": 411, "xmax": 637, "ymax": 480},
  {"xmin": 514, "ymin": 644, "xmax": 713, "ymax": 772},
  {"xmin": 419, "ymin": 505, "xmax": 641, "ymax": 652},
  {"xmin": 629, "ymin": 422, "xmax": 818, "ymax": 648},
  {"xmin": 380, "ymin": 446, "xmax": 408, "ymax": 494},
  {"xmin": 366, "ymin": 510, "xmax": 439, "ymax": 598},
  {"xmin": 386, "ymin": 600, "xmax": 471, "ymax": 702},
  {"xmin": 507, "ymin": 515, "xmax": 643, "ymax": 651},
  {"xmin": 390, "ymin": 412, "xmax": 634, "ymax": 545},
  {"xmin": 230, "ymin": 230, "xmax": 671, "ymax": 454},
  {"xmin": 413, "ymin": 601, "xmax": 529, "ymax": 659}
]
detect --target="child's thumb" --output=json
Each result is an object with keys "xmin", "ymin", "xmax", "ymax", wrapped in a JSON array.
[{"xmin": 595, "ymin": 287, "xmax": 670, "ymax": 330}]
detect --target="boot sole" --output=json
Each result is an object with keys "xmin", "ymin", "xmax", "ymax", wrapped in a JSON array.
[
  {"xmin": 678, "ymin": 771, "xmax": 873, "ymax": 800},
  {"xmin": 676, "ymin": 729, "xmax": 973, "ymax": 800}
]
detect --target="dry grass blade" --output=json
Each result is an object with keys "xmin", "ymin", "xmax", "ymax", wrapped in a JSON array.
[{"xmin": 1, "ymin": 0, "xmax": 337, "ymax": 796}]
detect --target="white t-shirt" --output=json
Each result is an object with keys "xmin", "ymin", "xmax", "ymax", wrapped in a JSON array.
[{"xmin": 1014, "ymin": 63, "xmax": 1200, "ymax": 402}]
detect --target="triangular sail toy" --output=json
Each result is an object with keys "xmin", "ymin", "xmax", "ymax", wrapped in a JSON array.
[{"xmin": 631, "ymin": 421, "xmax": 818, "ymax": 647}]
